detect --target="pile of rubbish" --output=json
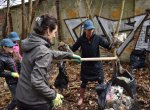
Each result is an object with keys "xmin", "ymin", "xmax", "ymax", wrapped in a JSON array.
[
  {"xmin": 96, "ymin": 61, "xmax": 139, "ymax": 110},
  {"xmin": 105, "ymin": 85, "xmax": 134, "ymax": 110}
]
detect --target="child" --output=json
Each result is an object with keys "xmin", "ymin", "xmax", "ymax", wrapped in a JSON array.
[
  {"xmin": 8, "ymin": 32, "xmax": 22, "ymax": 62},
  {"xmin": 0, "ymin": 38, "xmax": 20, "ymax": 110}
]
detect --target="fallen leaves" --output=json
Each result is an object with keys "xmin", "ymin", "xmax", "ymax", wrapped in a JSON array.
[{"xmin": 0, "ymin": 62, "xmax": 149, "ymax": 110}]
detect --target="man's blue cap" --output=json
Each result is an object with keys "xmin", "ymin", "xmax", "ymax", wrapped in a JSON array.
[
  {"xmin": 0, "ymin": 38, "xmax": 16, "ymax": 47},
  {"xmin": 83, "ymin": 19, "xmax": 95, "ymax": 30},
  {"xmin": 8, "ymin": 32, "xmax": 20, "ymax": 41}
]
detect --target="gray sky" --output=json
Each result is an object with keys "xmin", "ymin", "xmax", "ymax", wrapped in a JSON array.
[{"xmin": 0, "ymin": 0, "xmax": 35, "ymax": 9}]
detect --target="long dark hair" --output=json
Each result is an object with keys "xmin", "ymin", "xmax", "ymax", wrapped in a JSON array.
[{"xmin": 33, "ymin": 14, "xmax": 58, "ymax": 35}]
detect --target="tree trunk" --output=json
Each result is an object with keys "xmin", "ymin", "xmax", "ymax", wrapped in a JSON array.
[
  {"xmin": 6, "ymin": 0, "xmax": 10, "ymax": 35},
  {"xmin": 21, "ymin": 0, "xmax": 26, "ymax": 40},
  {"xmin": 30, "ymin": 0, "xmax": 40, "ymax": 27},
  {"xmin": 27, "ymin": 0, "xmax": 32, "ymax": 34},
  {"xmin": 56, "ymin": 0, "xmax": 62, "ymax": 42},
  {"xmin": 2, "ymin": 0, "xmax": 10, "ymax": 37}
]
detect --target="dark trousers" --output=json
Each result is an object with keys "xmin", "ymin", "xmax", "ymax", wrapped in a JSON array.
[
  {"xmin": 17, "ymin": 100, "xmax": 51, "ymax": 110},
  {"xmin": 6, "ymin": 84, "xmax": 17, "ymax": 110}
]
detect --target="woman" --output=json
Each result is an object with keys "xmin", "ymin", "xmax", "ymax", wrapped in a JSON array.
[
  {"xmin": 16, "ymin": 14, "xmax": 80, "ymax": 110},
  {"xmin": 70, "ymin": 19, "xmax": 112, "ymax": 106},
  {"xmin": 0, "ymin": 38, "xmax": 19, "ymax": 110}
]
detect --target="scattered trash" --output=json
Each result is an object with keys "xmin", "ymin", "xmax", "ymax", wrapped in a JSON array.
[
  {"xmin": 117, "ymin": 77, "xmax": 130, "ymax": 83},
  {"xmin": 105, "ymin": 85, "xmax": 134, "ymax": 110},
  {"xmin": 114, "ymin": 33, "xmax": 127, "ymax": 45},
  {"xmin": 96, "ymin": 61, "xmax": 138, "ymax": 110}
]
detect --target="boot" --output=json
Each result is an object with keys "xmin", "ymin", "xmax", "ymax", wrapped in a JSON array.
[{"xmin": 77, "ymin": 88, "xmax": 85, "ymax": 106}]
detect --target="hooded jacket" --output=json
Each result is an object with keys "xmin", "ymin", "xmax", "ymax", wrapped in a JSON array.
[{"xmin": 16, "ymin": 33, "xmax": 72, "ymax": 105}]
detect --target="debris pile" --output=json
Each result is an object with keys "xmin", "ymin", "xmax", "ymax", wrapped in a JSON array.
[{"xmin": 105, "ymin": 86, "xmax": 134, "ymax": 110}]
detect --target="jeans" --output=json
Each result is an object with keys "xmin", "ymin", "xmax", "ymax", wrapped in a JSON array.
[
  {"xmin": 6, "ymin": 84, "xmax": 17, "ymax": 110},
  {"xmin": 17, "ymin": 100, "xmax": 51, "ymax": 110}
]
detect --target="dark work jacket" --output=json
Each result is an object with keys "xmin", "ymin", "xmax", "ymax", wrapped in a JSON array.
[
  {"xmin": 16, "ymin": 33, "xmax": 73, "ymax": 105},
  {"xmin": 0, "ymin": 52, "xmax": 19, "ymax": 85},
  {"xmin": 71, "ymin": 33, "xmax": 111, "ymax": 81}
]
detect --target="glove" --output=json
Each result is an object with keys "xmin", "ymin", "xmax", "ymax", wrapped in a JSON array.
[
  {"xmin": 11, "ymin": 72, "xmax": 19, "ymax": 78},
  {"xmin": 71, "ymin": 54, "xmax": 81, "ymax": 63},
  {"xmin": 58, "ymin": 42, "xmax": 71, "ymax": 52},
  {"xmin": 52, "ymin": 93, "xmax": 64, "ymax": 107},
  {"xmin": 72, "ymin": 54, "xmax": 81, "ymax": 59}
]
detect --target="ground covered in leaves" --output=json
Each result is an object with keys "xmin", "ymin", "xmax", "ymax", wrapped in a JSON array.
[{"xmin": 0, "ymin": 62, "xmax": 149, "ymax": 110}]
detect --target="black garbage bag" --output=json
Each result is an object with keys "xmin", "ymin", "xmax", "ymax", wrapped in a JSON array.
[
  {"xmin": 130, "ymin": 48, "xmax": 147, "ymax": 69},
  {"xmin": 54, "ymin": 61, "xmax": 69, "ymax": 90},
  {"xmin": 113, "ymin": 70, "xmax": 136, "ymax": 98},
  {"xmin": 96, "ymin": 61, "xmax": 138, "ymax": 110},
  {"xmin": 96, "ymin": 80, "xmax": 112, "ymax": 110},
  {"xmin": 112, "ymin": 61, "xmax": 136, "ymax": 98}
]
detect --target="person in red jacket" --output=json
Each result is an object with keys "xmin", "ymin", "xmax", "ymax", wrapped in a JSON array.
[{"xmin": 0, "ymin": 38, "xmax": 20, "ymax": 110}]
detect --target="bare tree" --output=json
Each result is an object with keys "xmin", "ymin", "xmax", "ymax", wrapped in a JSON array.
[
  {"xmin": 6, "ymin": 0, "xmax": 10, "ymax": 34},
  {"xmin": 27, "ymin": 0, "xmax": 32, "ymax": 34},
  {"xmin": 30, "ymin": 0, "xmax": 40, "ymax": 27},
  {"xmin": 2, "ymin": 0, "xmax": 11, "ymax": 38},
  {"xmin": 56, "ymin": 0, "xmax": 62, "ymax": 41},
  {"xmin": 21, "ymin": 0, "xmax": 26, "ymax": 40}
]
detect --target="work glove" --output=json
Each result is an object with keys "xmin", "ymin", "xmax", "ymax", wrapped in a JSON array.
[
  {"xmin": 71, "ymin": 54, "xmax": 82, "ymax": 63},
  {"xmin": 52, "ymin": 93, "xmax": 64, "ymax": 107},
  {"xmin": 58, "ymin": 42, "xmax": 73, "ymax": 53},
  {"xmin": 11, "ymin": 72, "xmax": 19, "ymax": 78}
]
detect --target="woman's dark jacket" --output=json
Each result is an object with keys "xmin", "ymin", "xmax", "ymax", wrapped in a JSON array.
[
  {"xmin": 71, "ymin": 33, "xmax": 111, "ymax": 81},
  {"xmin": 0, "ymin": 52, "xmax": 20, "ymax": 85},
  {"xmin": 16, "ymin": 33, "xmax": 72, "ymax": 105}
]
